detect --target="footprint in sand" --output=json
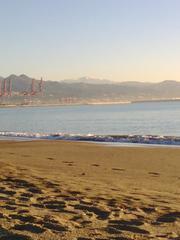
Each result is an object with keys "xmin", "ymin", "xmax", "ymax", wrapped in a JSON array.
[
  {"xmin": 43, "ymin": 180, "xmax": 59, "ymax": 189},
  {"xmin": 9, "ymin": 214, "xmax": 37, "ymax": 223},
  {"xmin": 2, "ymin": 205, "xmax": 17, "ymax": 211},
  {"xmin": 43, "ymin": 221, "xmax": 69, "ymax": 232},
  {"xmin": 141, "ymin": 206, "xmax": 156, "ymax": 213},
  {"xmin": 0, "ymin": 227, "xmax": 32, "ymax": 240},
  {"xmin": 17, "ymin": 209, "xmax": 29, "ymax": 214},
  {"xmin": 39, "ymin": 215, "xmax": 69, "ymax": 232},
  {"xmin": 18, "ymin": 196, "xmax": 30, "ymax": 202},
  {"xmin": 47, "ymin": 157, "xmax": 55, "ymax": 160},
  {"xmin": 62, "ymin": 161, "xmax": 75, "ymax": 166},
  {"xmin": 107, "ymin": 198, "xmax": 119, "ymax": 207},
  {"xmin": 148, "ymin": 172, "xmax": 160, "ymax": 176},
  {"xmin": 43, "ymin": 199, "xmax": 66, "ymax": 211},
  {"xmin": 28, "ymin": 186, "xmax": 43, "ymax": 194},
  {"xmin": 112, "ymin": 168, "xmax": 125, "ymax": 171},
  {"xmin": 156, "ymin": 211, "xmax": 180, "ymax": 223},
  {"xmin": 3, "ymin": 177, "xmax": 38, "ymax": 190},
  {"xmin": 68, "ymin": 163, "xmax": 74, "ymax": 166},
  {"xmin": 68, "ymin": 190, "xmax": 82, "ymax": 195},
  {"xmin": 0, "ymin": 187, "xmax": 16, "ymax": 196},
  {"xmin": 74, "ymin": 204, "xmax": 111, "ymax": 220},
  {"xmin": 14, "ymin": 223, "xmax": 45, "ymax": 233},
  {"xmin": 20, "ymin": 192, "xmax": 34, "ymax": 198},
  {"xmin": 63, "ymin": 161, "xmax": 74, "ymax": 164},
  {"xmin": 107, "ymin": 219, "xmax": 149, "ymax": 235},
  {"xmin": 91, "ymin": 164, "xmax": 100, "ymax": 167}
]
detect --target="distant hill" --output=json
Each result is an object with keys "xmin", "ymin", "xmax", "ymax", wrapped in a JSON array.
[
  {"xmin": 1, "ymin": 74, "xmax": 180, "ymax": 103},
  {"xmin": 61, "ymin": 77, "xmax": 115, "ymax": 85},
  {"xmin": 5, "ymin": 74, "xmax": 36, "ymax": 92}
]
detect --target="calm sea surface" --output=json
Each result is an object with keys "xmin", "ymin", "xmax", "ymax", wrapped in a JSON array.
[{"xmin": 0, "ymin": 101, "xmax": 180, "ymax": 136}]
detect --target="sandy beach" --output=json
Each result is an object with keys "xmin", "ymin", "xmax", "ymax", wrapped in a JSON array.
[{"xmin": 0, "ymin": 140, "xmax": 179, "ymax": 240}]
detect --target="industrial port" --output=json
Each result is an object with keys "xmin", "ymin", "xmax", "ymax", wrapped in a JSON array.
[
  {"xmin": 0, "ymin": 78, "xmax": 43, "ymax": 97},
  {"xmin": 0, "ymin": 77, "xmax": 46, "ymax": 106},
  {"xmin": 0, "ymin": 77, "xmax": 87, "ymax": 106}
]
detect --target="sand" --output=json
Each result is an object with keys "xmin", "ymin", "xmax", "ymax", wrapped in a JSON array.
[{"xmin": 0, "ymin": 140, "xmax": 179, "ymax": 240}]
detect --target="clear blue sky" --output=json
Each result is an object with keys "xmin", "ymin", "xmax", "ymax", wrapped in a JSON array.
[{"xmin": 0, "ymin": 0, "xmax": 180, "ymax": 82}]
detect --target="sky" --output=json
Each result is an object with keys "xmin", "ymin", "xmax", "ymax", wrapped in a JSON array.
[{"xmin": 0, "ymin": 0, "xmax": 180, "ymax": 82}]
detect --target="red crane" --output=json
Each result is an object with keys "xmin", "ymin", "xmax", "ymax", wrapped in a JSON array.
[
  {"xmin": 39, "ymin": 77, "xmax": 43, "ymax": 93},
  {"xmin": 3, "ymin": 79, "xmax": 7, "ymax": 96},
  {"xmin": 31, "ymin": 79, "xmax": 36, "ymax": 95},
  {"xmin": 8, "ymin": 79, "xmax": 12, "ymax": 96}
]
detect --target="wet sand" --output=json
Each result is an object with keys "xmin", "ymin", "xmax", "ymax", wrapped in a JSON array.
[{"xmin": 0, "ymin": 140, "xmax": 179, "ymax": 239}]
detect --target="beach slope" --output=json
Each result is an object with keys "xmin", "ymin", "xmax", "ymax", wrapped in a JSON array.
[{"xmin": 0, "ymin": 141, "xmax": 179, "ymax": 239}]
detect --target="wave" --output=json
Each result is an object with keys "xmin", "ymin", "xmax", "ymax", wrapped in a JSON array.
[{"xmin": 0, "ymin": 131, "xmax": 180, "ymax": 146}]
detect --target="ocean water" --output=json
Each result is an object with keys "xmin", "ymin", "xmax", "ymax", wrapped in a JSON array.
[{"xmin": 0, "ymin": 101, "xmax": 180, "ymax": 145}]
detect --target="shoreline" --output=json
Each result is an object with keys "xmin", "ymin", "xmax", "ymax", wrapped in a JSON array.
[
  {"xmin": 0, "ymin": 101, "xmax": 131, "ymax": 109},
  {"xmin": 1, "ymin": 132, "xmax": 180, "ymax": 147},
  {"xmin": 1, "ymin": 97, "xmax": 180, "ymax": 108},
  {"xmin": 1, "ymin": 136, "xmax": 180, "ymax": 149}
]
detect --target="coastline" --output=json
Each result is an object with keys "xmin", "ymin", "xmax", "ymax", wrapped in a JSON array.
[
  {"xmin": 1, "ymin": 97, "xmax": 180, "ymax": 108},
  {"xmin": 0, "ymin": 101, "xmax": 131, "ymax": 109},
  {"xmin": 1, "ymin": 136, "xmax": 180, "ymax": 148},
  {"xmin": 0, "ymin": 140, "xmax": 179, "ymax": 239},
  {"xmin": 1, "ymin": 132, "xmax": 180, "ymax": 147}
]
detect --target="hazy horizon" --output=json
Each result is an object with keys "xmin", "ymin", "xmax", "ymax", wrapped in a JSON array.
[
  {"xmin": 0, "ymin": 73, "xmax": 180, "ymax": 84},
  {"xmin": 0, "ymin": 0, "xmax": 180, "ymax": 82}
]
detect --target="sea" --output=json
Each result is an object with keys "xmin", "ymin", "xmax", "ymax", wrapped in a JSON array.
[{"xmin": 1, "ymin": 101, "xmax": 180, "ymax": 146}]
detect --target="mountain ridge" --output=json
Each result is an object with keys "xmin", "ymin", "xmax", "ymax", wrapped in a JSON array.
[
  {"xmin": 1, "ymin": 74, "xmax": 180, "ymax": 104},
  {"xmin": 1, "ymin": 74, "xmax": 180, "ymax": 85}
]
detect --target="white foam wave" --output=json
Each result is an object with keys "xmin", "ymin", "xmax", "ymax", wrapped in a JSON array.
[{"xmin": 0, "ymin": 131, "xmax": 180, "ymax": 146}]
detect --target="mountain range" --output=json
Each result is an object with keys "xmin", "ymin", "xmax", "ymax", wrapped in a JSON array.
[{"xmin": 1, "ymin": 74, "xmax": 180, "ymax": 104}]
